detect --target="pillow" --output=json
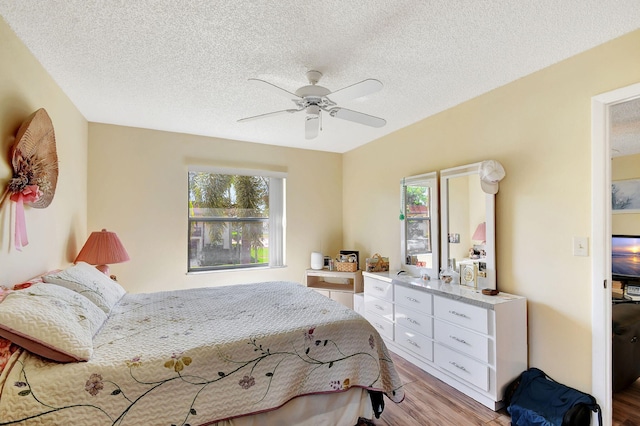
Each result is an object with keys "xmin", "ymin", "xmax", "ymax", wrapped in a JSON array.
[
  {"xmin": 0, "ymin": 282, "xmax": 107, "ymax": 362},
  {"xmin": 0, "ymin": 337, "xmax": 19, "ymax": 374},
  {"xmin": 11, "ymin": 269, "xmax": 62, "ymax": 290},
  {"xmin": 43, "ymin": 262, "xmax": 126, "ymax": 313}
]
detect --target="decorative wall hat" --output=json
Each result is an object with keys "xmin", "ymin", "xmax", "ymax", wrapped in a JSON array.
[
  {"xmin": 0, "ymin": 108, "xmax": 58, "ymax": 250},
  {"xmin": 478, "ymin": 160, "xmax": 505, "ymax": 194}
]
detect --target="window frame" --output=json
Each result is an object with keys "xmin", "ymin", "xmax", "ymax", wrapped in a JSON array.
[{"xmin": 187, "ymin": 166, "xmax": 286, "ymax": 273}]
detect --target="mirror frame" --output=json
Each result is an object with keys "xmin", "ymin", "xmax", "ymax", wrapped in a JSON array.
[
  {"xmin": 440, "ymin": 162, "xmax": 497, "ymax": 290},
  {"xmin": 400, "ymin": 172, "xmax": 439, "ymax": 279}
]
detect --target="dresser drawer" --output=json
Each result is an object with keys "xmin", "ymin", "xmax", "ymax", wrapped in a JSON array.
[
  {"xmin": 364, "ymin": 295, "xmax": 394, "ymax": 322},
  {"xmin": 364, "ymin": 312, "xmax": 394, "ymax": 341},
  {"xmin": 395, "ymin": 304, "xmax": 433, "ymax": 337},
  {"xmin": 434, "ymin": 344, "xmax": 489, "ymax": 391},
  {"xmin": 395, "ymin": 324, "xmax": 433, "ymax": 361},
  {"xmin": 364, "ymin": 277, "xmax": 393, "ymax": 301},
  {"xmin": 395, "ymin": 285, "xmax": 433, "ymax": 314},
  {"xmin": 434, "ymin": 296, "xmax": 489, "ymax": 334},
  {"xmin": 434, "ymin": 319, "xmax": 490, "ymax": 363}
]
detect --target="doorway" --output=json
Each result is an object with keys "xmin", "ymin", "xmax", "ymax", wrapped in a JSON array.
[{"xmin": 592, "ymin": 82, "xmax": 640, "ymax": 425}]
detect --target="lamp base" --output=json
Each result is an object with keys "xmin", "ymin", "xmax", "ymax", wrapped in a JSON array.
[{"xmin": 95, "ymin": 264, "xmax": 110, "ymax": 275}]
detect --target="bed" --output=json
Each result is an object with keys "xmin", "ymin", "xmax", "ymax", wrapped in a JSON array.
[{"xmin": 0, "ymin": 262, "xmax": 405, "ymax": 425}]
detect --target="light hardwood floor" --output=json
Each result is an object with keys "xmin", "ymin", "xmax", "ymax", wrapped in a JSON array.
[
  {"xmin": 372, "ymin": 352, "xmax": 511, "ymax": 425},
  {"xmin": 375, "ymin": 352, "xmax": 638, "ymax": 425}
]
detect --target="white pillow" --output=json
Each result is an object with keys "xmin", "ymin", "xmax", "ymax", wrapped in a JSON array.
[
  {"xmin": 0, "ymin": 283, "xmax": 107, "ymax": 362},
  {"xmin": 43, "ymin": 262, "xmax": 126, "ymax": 313}
]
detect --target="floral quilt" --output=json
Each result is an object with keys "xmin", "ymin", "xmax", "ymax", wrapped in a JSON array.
[{"xmin": 0, "ymin": 281, "xmax": 404, "ymax": 425}]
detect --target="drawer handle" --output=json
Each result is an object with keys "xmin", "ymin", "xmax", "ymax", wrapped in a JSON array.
[
  {"xmin": 375, "ymin": 304, "xmax": 385, "ymax": 311},
  {"xmin": 449, "ymin": 335, "xmax": 469, "ymax": 345},
  {"xmin": 449, "ymin": 310, "xmax": 470, "ymax": 319},
  {"xmin": 406, "ymin": 296, "xmax": 420, "ymax": 303},
  {"xmin": 407, "ymin": 339, "xmax": 421, "ymax": 349},
  {"xmin": 449, "ymin": 361, "xmax": 468, "ymax": 373},
  {"xmin": 374, "ymin": 286, "xmax": 384, "ymax": 292},
  {"xmin": 407, "ymin": 318, "xmax": 420, "ymax": 326}
]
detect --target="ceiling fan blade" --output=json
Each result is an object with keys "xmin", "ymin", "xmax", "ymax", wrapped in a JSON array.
[
  {"xmin": 329, "ymin": 107, "xmax": 386, "ymax": 128},
  {"xmin": 238, "ymin": 109, "xmax": 301, "ymax": 123},
  {"xmin": 248, "ymin": 78, "xmax": 301, "ymax": 100},
  {"xmin": 305, "ymin": 115, "xmax": 320, "ymax": 139},
  {"xmin": 327, "ymin": 79, "xmax": 383, "ymax": 104}
]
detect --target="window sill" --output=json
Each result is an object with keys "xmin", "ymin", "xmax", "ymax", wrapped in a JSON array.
[{"xmin": 186, "ymin": 265, "xmax": 287, "ymax": 275}]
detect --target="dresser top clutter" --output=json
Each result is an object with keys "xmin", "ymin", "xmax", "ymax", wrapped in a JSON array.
[{"xmin": 370, "ymin": 271, "xmax": 524, "ymax": 310}]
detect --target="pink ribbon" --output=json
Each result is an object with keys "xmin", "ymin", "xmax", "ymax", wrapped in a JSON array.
[{"xmin": 9, "ymin": 185, "xmax": 41, "ymax": 251}]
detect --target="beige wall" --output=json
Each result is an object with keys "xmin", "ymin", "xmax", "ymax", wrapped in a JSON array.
[
  {"xmin": 88, "ymin": 124, "xmax": 343, "ymax": 293},
  {"xmin": 612, "ymin": 153, "xmax": 640, "ymax": 234},
  {"xmin": 343, "ymin": 29, "xmax": 640, "ymax": 390},
  {"xmin": 0, "ymin": 17, "xmax": 88, "ymax": 286}
]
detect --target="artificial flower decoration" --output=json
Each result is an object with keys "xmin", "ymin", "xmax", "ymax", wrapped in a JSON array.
[{"xmin": 0, "ymin": 108, "xmax": 58, "ymax": 250}]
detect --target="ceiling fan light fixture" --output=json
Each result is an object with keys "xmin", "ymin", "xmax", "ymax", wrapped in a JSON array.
[
  {"xmin": 239, "ymin": 70, "xmax": 386, "ymax": 139},
  {"xmin": 306, "ymin": 70, "xmax": 323, "ymax": 85}
]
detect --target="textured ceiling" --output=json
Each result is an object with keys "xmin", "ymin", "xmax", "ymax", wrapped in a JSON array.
[{"xmin": 1, "ymin": 1, "xmax": 640, "ymax": 153}]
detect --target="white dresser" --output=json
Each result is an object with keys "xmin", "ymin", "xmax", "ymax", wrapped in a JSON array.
[{"xmin": 362, "ymin": 271, "xmax": 527, "ymax": 410}]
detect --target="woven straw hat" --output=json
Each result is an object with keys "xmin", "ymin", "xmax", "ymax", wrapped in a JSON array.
[{"xmin": 8, "ymin": 108, "xmax": 58, "ymax": 208}]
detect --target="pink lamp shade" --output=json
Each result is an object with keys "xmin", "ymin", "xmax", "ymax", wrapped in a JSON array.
[
  {"xmin": 472, "ymin": 222, "xmax": 487, "ymax": 243},
  {"xmin": 75, "ymin": 229, "xmax": 130, "ymax": 275}
]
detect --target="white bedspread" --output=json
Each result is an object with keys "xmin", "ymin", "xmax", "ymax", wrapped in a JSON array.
[{"xmin": 0, "ymin": 281, "xmax": 404, "ymax": 425}]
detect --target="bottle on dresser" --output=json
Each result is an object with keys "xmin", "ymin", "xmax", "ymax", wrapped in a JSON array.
[{"xmin": 439, "ymin": 258, "xmax": 459, "ymax": 284}]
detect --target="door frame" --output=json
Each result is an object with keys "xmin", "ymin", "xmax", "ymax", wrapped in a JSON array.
[{"xmin": 592, "ymin": 82, "xmax": 640, "ymax": 424}]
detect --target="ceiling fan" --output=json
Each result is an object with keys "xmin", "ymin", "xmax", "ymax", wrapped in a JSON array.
[{"xmin": 238, "ymin": 70, "xmax": 386, "ymax": 140}]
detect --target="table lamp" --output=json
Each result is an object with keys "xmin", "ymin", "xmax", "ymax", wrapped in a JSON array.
[
  {"xmin": 75, "ymin": 229, "xmax": 130, "ymax": 275},
  {"xmin": 472, "ymin": 222, "xmax": 487, "ymax": 243}
]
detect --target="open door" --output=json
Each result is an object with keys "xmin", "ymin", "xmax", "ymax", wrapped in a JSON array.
[{"xmin": 592, "ymin": 82, "xmax": 640, "ymax": 425}]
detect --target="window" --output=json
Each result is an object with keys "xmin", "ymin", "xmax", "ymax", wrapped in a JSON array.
[{"xmin": 188, "ymin": 167, "xmax": 285, "ymax": 272}]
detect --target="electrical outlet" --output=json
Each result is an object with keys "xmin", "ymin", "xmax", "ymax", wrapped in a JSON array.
[{"xmin": 573, "ymin": 237, "xmax": 588, "ymax": 256}]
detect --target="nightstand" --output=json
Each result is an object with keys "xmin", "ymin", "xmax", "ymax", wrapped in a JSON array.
[{"xmin": 304, "ymin": 269, "xmax": 363, "ymax": 309}]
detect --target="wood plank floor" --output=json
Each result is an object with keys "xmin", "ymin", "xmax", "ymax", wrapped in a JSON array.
[
  {"xmin": 374, "ymin": 352, "xmax": 639, "ymax": 425},
  {"xmin": 372, "ymin": 352, "xmax": 511, "ymax": 425},
  {"xmin": 613, "ymin": 378, "xmax": 640, "ymax": 426}
]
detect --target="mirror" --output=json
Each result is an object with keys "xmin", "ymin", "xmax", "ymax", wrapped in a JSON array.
[
  {"xmin": 400, "ymin": 172, "xmax": 439, "ymax": 279},
  {"xmin": 440, "ymin": 163, "xmax": 497, "ymax": 290}
]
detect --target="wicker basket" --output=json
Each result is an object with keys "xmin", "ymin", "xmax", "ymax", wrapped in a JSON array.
[
  {"xmin": 335, "ymin": 260, "xmax": 358, "ymax": 272},
  {"xmin": 366, "ymin": 253, "xmax": 389, "ymax": 272}
]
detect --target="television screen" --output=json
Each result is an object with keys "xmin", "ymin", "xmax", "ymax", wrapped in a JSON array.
[{"xmin": 612, "ymin": 235, "xmax": 640, "ymax": 281}]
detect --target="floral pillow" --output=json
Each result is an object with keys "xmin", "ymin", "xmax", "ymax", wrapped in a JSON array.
[
  {"xmin": 0, "ymin": 337, "xmax": 19, "ymax": 376},
  {"xmin": 0, "ymin": 282, "xmax": 107, "ymax": 362},
  {"xmin": 43, "ymin": 262, "xmax": 126, "ymax": 313},
  {"xmin": 10, "ymin": 269, "xmax": 62, "ymax": 290}
]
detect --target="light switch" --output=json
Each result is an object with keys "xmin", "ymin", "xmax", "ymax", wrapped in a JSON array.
[{"xmin": 573, "ymin": 237, "xmax": 588, "ymax": 256}]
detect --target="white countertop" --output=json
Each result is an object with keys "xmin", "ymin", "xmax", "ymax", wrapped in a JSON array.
[{"xmin": 362, "ymin": 270, "xmax": 524, "ymax": 309}]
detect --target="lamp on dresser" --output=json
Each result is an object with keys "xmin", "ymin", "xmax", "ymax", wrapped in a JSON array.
[
  {"xmin": 472, "ymin": 222, "xmax": 487, "ymax": 243},
  {"xmin": 75, "ymin": 229, "xmax": 130, "ymax": 276}
]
